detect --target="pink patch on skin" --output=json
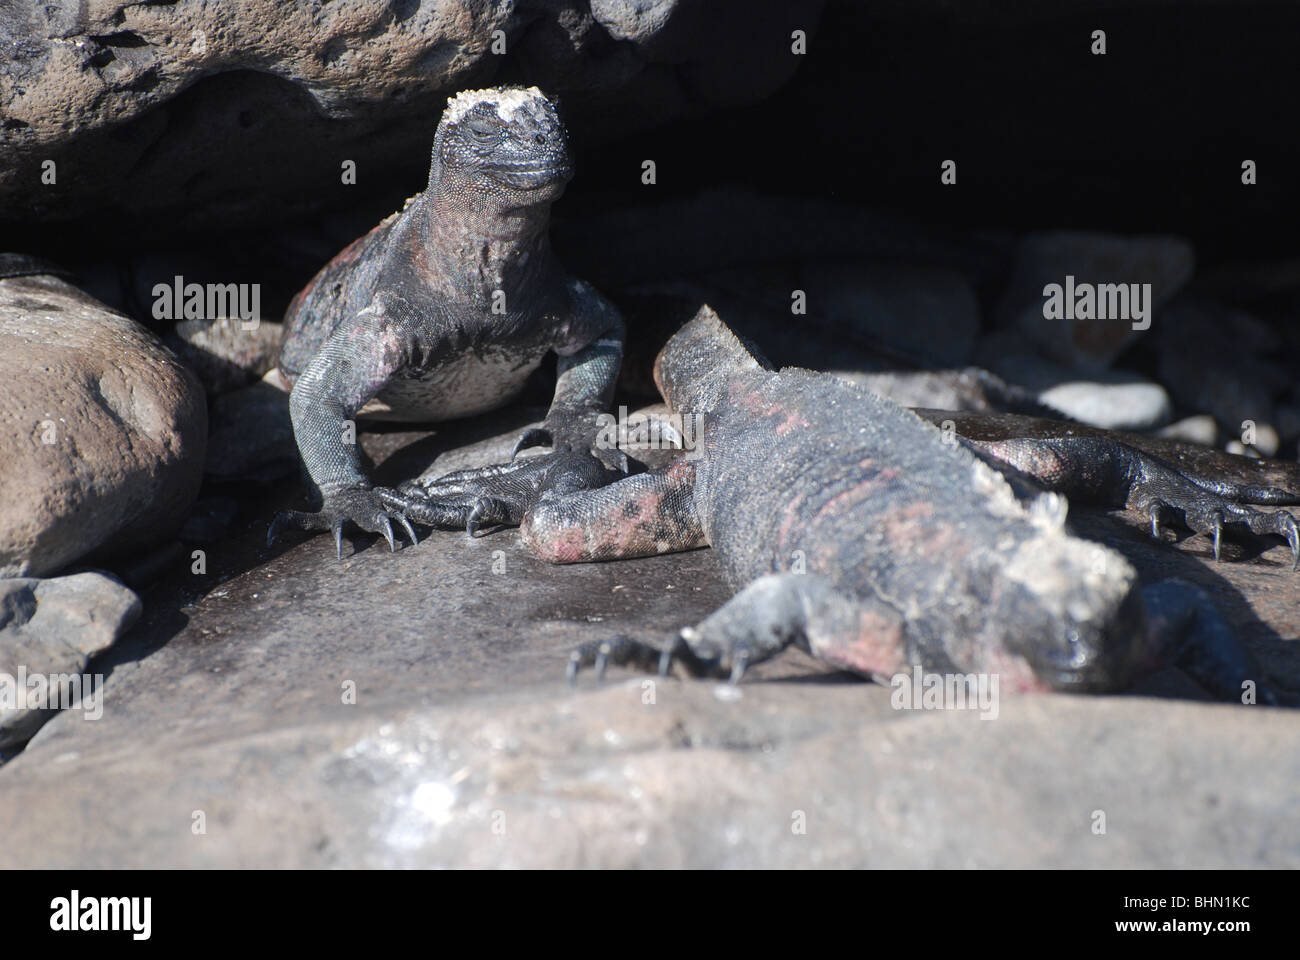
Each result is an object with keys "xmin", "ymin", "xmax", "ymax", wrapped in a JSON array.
[
  {"xmin": 981, "ymin": 647, "xmax": 1054, "ymax": 693},
  {"xmin": 879, "ymin": 501, "xmax": 965, "ymax": 562},
  {"xmin": 524, "ymin": 521, "xmax": 588, "ymax": 564},
  {"xmin": 775, "ymin": 492, "xmax": 806, "ymax": 558},
  {"xmin": 811, "ymin": 469, "xmax": 903, "ymax": 524},
  {"xmin": 731, "ymin": 389, "xmax": 813, "ymax": 437},
  {"xmin": 813, "ymin": 607, "xmax": 908, "ymax": 676},
  {"xmin": 774, "ymin": 410, "xmax": 811, "ymax": 436}
]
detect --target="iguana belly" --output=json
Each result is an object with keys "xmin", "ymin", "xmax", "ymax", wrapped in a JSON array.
[{"xmin": 359, "ymin": 346, "xmax": 547, "ymax": 422}]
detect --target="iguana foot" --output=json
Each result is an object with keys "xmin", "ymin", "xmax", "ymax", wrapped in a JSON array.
[
  {"xmin": 1132, "ymin": 479, "xmax": 1300, "ymax": 569},
  {"xmin": 568, "ymin": 626, "xmax": 780, "ymax": 685},
  {"xmin": 268, "ymin": 487, "xmax": 419, "ymax": 558},
  {"xmin": 566, "ymin": 634, "xmax": 702, "ymax": 684},
  {"xmin": 380, "ymin": 448, "xmax": 623, "ymax": 536}
]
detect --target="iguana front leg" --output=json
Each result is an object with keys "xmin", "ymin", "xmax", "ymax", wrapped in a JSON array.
[
  {"xmin": 269, "ymin": 302, "xmax": 420, "ymax": 556},
  {"xmin": 513, "ymin": 282, "xmax": 624, "ymax": 459},
  {"xmin": 567, "ymin": 573, "xmax": 910, "ymax": 685}
]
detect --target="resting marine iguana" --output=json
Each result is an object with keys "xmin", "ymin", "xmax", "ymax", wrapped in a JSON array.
[
  {"xmin": 269, "ymin": 86, "xmax": 624, "ymax": 555},
  {"xmin": 391, "ymin": 306, "xmax": 1299, "ymax": 701}
]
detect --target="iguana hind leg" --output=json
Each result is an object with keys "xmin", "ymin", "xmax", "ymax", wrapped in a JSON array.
[{"xmin": 966, "ymin": 433, "xmax": 1300, "ymax": 569}]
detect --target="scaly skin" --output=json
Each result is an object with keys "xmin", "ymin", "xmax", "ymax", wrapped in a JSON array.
[
  {"xmin": 269, "ymin": 86, "xmax": 624, "ymax": 556},
  {"xmin": 400, "ymin": 306, "xmax": 1297, "ymax": 702}
]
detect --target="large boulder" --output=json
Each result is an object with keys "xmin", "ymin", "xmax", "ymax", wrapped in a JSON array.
[
  {"xmin": 0, "ymin": 271, "xmax": 207, "ymax": 577},
  {"xmin": 0, "ymin": 0, "xmax": 824, "ymax": 230}
]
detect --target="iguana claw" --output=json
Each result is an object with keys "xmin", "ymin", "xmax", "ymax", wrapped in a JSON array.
[{"xmin": 511, "ymin": 426, "xmax": 553, "ymax": 461}]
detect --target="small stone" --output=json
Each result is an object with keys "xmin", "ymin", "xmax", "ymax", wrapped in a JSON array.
[
  {"xmin": 1157, "ymin": 415, "xmax": 1218, "ymax": 447},
  {"xmin": 1036, "ymin": 380, "xmax": 1171, "ymax": 431},
  {"xmin": 974, "ymin": 331, "xmax": 1171, "ymax": 429},
  {"xmin": 0, "ymin": 572, "xmax": 141, "ymax": 748}
]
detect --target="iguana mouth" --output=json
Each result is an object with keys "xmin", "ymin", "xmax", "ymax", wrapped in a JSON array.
[{"xmin": 489, "ymin": 164, "xmax": 572, "ymax": 189}]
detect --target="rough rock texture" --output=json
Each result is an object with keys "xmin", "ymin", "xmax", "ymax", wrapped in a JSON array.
[
  {"xmin": 996, "ymin": 231, "xmax": 1194, "ymax": 373},
  {"xmin": 0, "ymin": 273, "xmax": 207, "ymax": 577},
  {"xmin": 0, "ymin": 0, "xmax": 823, "ymax": 229},
  {"xmin": 0, "ymin": 572, "xmax": 141, "ymax": 748},
  {"xmin": 0, "ymin": 418, "xmax": 1296, "ymax": 866}
]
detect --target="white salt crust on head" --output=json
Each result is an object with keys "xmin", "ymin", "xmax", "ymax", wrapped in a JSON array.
[{"xmin": 443, "ymin": 86, "xmax": 547, "ymax": 125}]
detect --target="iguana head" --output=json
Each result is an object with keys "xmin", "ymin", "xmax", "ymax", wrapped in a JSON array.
[
  {"xmin": 431, "ymin": 86, "xmax": 573, "ymax": 203},
  {"xmin": 654, "ymin": 305, "xmax": 767, "ymax": 414}
]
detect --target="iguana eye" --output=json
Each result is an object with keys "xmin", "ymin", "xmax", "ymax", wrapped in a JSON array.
[{"xmin": 466, "ymin": 121, "xmax": 497, "ymax": 141}]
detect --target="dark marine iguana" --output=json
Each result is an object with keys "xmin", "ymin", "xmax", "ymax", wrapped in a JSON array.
[
  {"xmin": 269, "ymin": 86, "xmax": 624, "ymax": 555},
  {"xmin": 390, "ymin": 306, "xmax": 1299, "ymax": 701}
]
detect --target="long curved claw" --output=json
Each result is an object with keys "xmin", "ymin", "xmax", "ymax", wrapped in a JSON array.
[
  {"xmin": 1210, "ymin": 510, "xmax": 1224, "ymax": 561},
  {"xmin": 1147, "ymin": 502, "xmax": 1163, "ymax": 541},
  {"xmin": 396, "ymin": 514, "xmax": 419, "ymax": 547},
  {"xmin": 333, "ymin": 519, "xmax": 345, "ymax": 560},
  {"xmin": 511, "ymin": 426, "xmax": 553, "ymax": 461},
  {"xmin": 466, "ymin": 499, "xmax": 488, "ymax": 538},
  {"xmin": 267, "ymin": 512, "xmax": 288, "ymax": 548},
  {"xmin": 566, "ymin": 651, "xmax": 582, "ymax": 687},
  {"xmin": 728, "ymin": 649, "xmax": 750, "ymax": 685},
  {"xmin": 379, "ymin": 516, "xmax": 397, "ymax": 553},
  {"xmin": 595, "ymin": 641, "xmax": 612, "ymax": 682},
  {"xmin": 1285, "ymin": 515, "xmax": 1300, "ymax": 571}
]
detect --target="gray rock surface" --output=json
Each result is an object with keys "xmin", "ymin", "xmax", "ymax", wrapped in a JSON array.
[
  {"xmin": 0, "ymin": 572, "xmax": 141, "ymax": 748},
  {"xmin": 996, "ymin": 230, "xmax": 1194, "ymax": 372},
  {"xmin": 0, "ymin": 418, "xmax": 1297, "ymax": 867},
  {"xmin": 169, "ymin": 319, "xmax": 284, "ymax": 396},
  {"xmin": 0, "ymin": 0, "xmax": 823, "ymax": 229},
  {"xmin": 0, "ymin": 273, "xmax": 207, "ymax": 577},
  {"xmin": 203, "ymin": 373, "xmax": 298, "ymax": 483}
]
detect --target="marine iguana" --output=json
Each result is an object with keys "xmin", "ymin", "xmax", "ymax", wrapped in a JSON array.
[
  {"xmin": 269, "ymin": 86, "xmax": 624, "ymax": 556},
  {"xmin": 392, "ymin": 306, "xmax": 1299, "ymax": 701}
]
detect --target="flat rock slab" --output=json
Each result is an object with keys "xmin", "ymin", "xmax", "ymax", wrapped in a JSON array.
[{"xmin": 0, "ymin": 425, "xmax": 1297, "ymax": 867}]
